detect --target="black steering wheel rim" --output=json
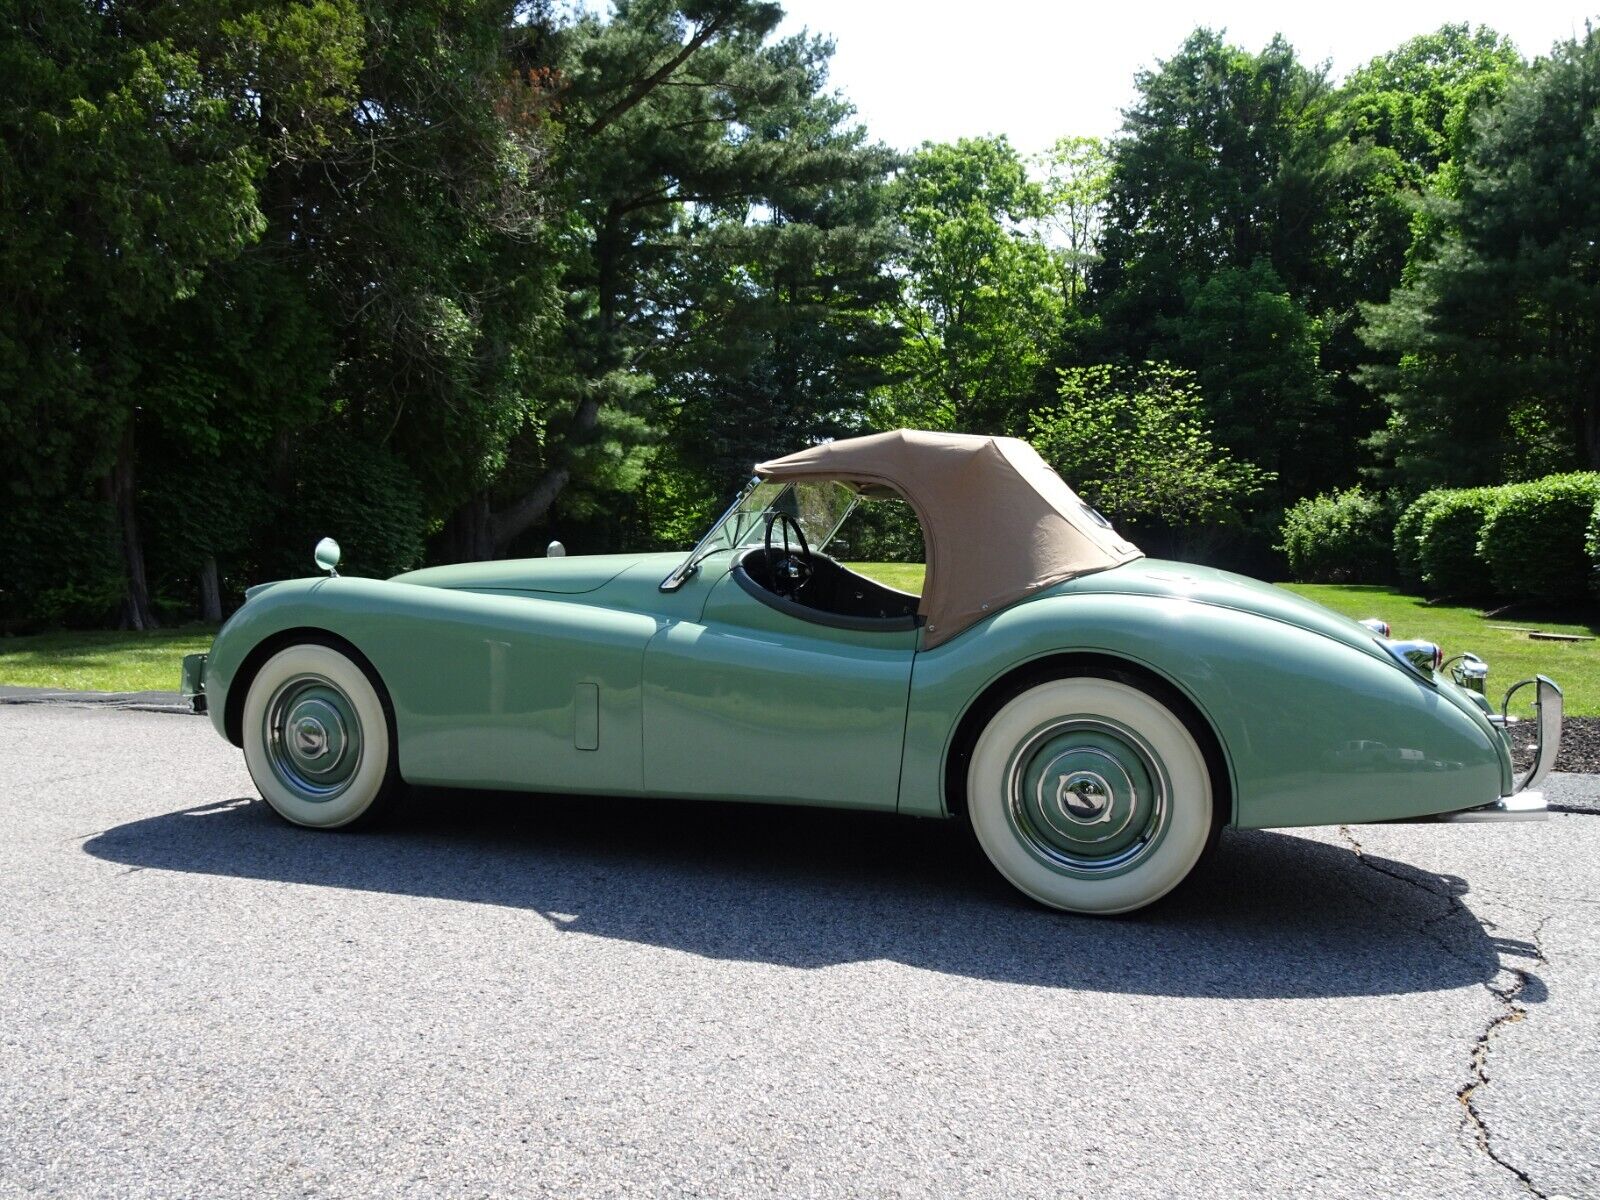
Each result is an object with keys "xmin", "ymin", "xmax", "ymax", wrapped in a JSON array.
[{"xmin": 763, "ymin": 511, "xmax": 814, "ymax": 597}]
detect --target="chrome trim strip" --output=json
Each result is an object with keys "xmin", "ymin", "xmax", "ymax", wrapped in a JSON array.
[{"xmin": 1434, "ymin": 791, "xmax": 1547, "ymax": 823}]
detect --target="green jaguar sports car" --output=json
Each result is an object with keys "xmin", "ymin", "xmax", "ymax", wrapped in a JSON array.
[{"xmin": 182, "ymin": 430, "xmax": 1562, "ymax": 914}]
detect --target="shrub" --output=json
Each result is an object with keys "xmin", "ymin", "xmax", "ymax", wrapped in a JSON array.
[
  {"xmin": 1392, "ymin": 491, "xmax": 1451, "ymax": 589},
  {"xmin": 1415, "ymin": 487, "xmax": 1504, "ymax": 598},
  {"xmin": 1478, "ymin": 472, "xmax": 1600, "ymax": 603},
  {"xmin": 1277, "ymin": 488, "xmax": 1393, "ymax": 582},
  {"xmin": 1589, "ymin": 499, "xmax": 1600, "ymax": 598}
]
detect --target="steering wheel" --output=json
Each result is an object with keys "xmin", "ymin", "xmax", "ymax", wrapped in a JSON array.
[{"xmin": 763, "ymin": 511, "xmax": 814, "ymax": 597}]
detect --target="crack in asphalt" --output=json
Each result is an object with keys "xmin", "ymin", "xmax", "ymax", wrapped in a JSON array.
[
  {"xmin": 1456, "ymin": 915, "xmax": 1552, "ymax": 1199},
  {"xmin": 1338, "ymin": 827, "xmax": 1553, "ymax": 1198}
]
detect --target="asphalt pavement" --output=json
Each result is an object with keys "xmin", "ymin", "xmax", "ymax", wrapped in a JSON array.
[{"xmin": 2, "ymin": 703, "xmax": 1596, "ymax": 1199}]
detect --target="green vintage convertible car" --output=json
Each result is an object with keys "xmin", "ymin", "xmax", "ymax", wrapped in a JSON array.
[{"xmin": 183, "ymin": 430, "xmax": 1562, "ymax": 914}]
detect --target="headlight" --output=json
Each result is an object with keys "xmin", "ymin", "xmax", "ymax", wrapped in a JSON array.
[{"xmin": 1385, "ymin": 638, "xmax": 1443, "ymax": 679}]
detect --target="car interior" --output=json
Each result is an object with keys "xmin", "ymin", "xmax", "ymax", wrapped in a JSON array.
[
  {"xmin": 735, "ymin": 546, "xmax": 922, "ymax": 627},
  {"xmin": 726, "ymin": 504, "xmax": 918, "ymax": 633}
]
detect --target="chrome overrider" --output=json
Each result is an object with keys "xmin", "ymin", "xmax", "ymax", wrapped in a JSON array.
[
  {"xmin": 1434, "ymin": 674, "xmax": 1562, "ymax": 823},
  {"xmin": 182, "ymin": 652, "xmax": 208, "ymax": 715}
]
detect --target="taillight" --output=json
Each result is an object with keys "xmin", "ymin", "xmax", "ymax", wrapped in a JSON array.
[
  {"xmin": 1385, "ymin": 639, "xmax": 1442, "ymax": 679},
  {"xmin": 1359, "ymin": 618, "xmax": 1391, "ymax": 638}
]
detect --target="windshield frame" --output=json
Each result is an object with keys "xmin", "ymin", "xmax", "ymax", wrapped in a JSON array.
[{"xmin": 658, "ymin": 476, "xmax": 860, "ymax": 592}]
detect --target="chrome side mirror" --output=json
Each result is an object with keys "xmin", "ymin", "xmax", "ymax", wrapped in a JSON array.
[
  {"xmin": 314, "ymin": 537, "xmax": 341, "ymax": 577},
  {"xmin": 547, "ymin": 540, "xmax": 566, "ymax": 558}
]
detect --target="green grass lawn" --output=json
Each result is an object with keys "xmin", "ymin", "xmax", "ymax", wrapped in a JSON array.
[
  {"xmin": 2, "ymin": 571, "xmax": 1593, "ymax": 714},
  {"xmin": 0, "ymin": 626, "xmax": 215, "ymax": 693},
  {"xmin": 845, "ymin": 561, "xmax": 927, "ymax": 596}
]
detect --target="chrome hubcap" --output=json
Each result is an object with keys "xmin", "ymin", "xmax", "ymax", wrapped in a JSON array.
[
  {"xmin": 264, "ymin": 676, "xmax": 362, "ymax": 801},
  {"xmin": 1006, "ymin": 717, "xmax": 1169, "ymax": 875}
]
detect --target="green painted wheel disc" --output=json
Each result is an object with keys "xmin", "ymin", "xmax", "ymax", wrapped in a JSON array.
[
  {"xmin": 1005, "ymin": 717, "xmax": 1170, "ymax": 877},
  {"xmin": 263, "ymin": 675, "xmax": 364, "ymax": 802}
]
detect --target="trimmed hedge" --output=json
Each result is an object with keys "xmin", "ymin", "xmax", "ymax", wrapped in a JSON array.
[
  {"xmin": 1278, "ymin": 488, "xmax": 1393, "ymax": 583},
  {"xmin": 1589, "ymin": 499, "xmax": 1600, "ymax": 598},
  {"xmin": 1415, "ymin": 487, "xmax": 1503, "ymax": 598},
  {"xmin": 1478, "ymin": 472, "xmax": 1600, "ymax": 603},
  {"xmin": 1392, "ymin": 490, "xmax": 1449, "ymax": 588}
]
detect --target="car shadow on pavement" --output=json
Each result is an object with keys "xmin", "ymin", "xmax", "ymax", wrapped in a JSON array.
[{"xmin": 82, "ymin": 789, "xmax": 1526, "ymax": 1001}]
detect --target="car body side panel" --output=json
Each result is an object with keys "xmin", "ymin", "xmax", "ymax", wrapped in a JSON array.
[
  {"xmin": 204, "ymin": 576, "xmax": 663, "ymax": 794},
  {"xmin": 641, "ymin": 572, "xmax": 917, "ymax": 809},
  {"xmin": 897, "ymin": 592, "xmax": 1505, "ymax": 827}
]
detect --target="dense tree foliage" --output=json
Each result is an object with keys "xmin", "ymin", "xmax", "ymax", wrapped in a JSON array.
[
  {"xmin": 873, "ymin": 136, "xmax": 1060, "ymax": 436},
  {"xmin": 3, "ymin": 9, "xmax": 1596, "ymax": 627},
  {"xmin": 1360, "ymin": 28, "xmax": 1600, "ymax": 488}
]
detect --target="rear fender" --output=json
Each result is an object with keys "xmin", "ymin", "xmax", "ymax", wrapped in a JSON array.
[{"xmin": 900, "ymin": 592, "xmax": 1504, "ymax": 827}]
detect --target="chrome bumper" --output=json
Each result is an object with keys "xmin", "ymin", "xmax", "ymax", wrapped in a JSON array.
[
  {"xmin": 1435, "ymin": 790, "xmax": 1546, "ymax": 822},
  {"xmin": 1433, "ymin": 675, "xmax": 1562, "ymax": 823},
  {"xmin": 181, "ymin": 653, "xmax": 208, "ymax": 715}
]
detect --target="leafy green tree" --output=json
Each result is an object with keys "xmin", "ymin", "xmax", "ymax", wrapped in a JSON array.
[
  {"xmin": 1360, "ymin": 29, "xmax": 1600, "ymax": 485},
  {"xmin": 1087, "ymin": 30, "xmax": 1347, "ymax": 506},
  {"xmin": 875, "ymin": 136, "xmax": 1062, "ymax": 435},
  {"xmin": 1037, "ymin": 136, "xmax": 1110, "ymax": 303},
  {"xmin": 1029, "ymin": 363, "xmax": 1272, "ymax": 529},
  {"xmin": 644, "ymin": 103, "xmax": 901, "ymax": 522},
  {"xmin": 1093, "ymin": 31, "xmax": 1337, "ymax": 330},
  {"xmin": 1153, "ymin": 261, "xmax": 1332, "ymax": 487},
  {"xmin": 1335, "ymin": 23, "xmax": 1521, "ymax": 282},
  {"xmin": 0, "ymin": 0, "xmax": 289, "ymax": 626},
  {"xmin": 455, "ymin": 2, "xmax": 897, "ymax": 557}
]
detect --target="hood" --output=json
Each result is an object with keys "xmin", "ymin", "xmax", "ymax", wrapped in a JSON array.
[
  {"xmin": 1059, "ymin": 559, "xmax": 1386, "ymax": 661},
  {"xmin": 391, "ymin": 552, "xmax": 679, "ymax": 595}
]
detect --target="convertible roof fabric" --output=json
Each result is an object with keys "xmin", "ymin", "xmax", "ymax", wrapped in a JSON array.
[{"xmin": 755, "ymin": 429, "xmax": 1142, "ymax": 648}]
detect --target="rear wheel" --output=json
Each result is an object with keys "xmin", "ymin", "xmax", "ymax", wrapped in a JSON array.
[
  {"xmin": 966, "ymin": 675, "xmax": 1215, "ymax": 914},
  {"xmin": 242, "ymin": 643, "xmax": 399, "ymax": 829}
]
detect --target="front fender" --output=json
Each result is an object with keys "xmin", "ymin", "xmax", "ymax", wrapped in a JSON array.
[
  {"xmin": 899, "ymin": 592, "xmax": 1506, "ymax": 827},
  {"xmin": 205, "ymin": 575, "xmax": 659, "ymax": 794}
]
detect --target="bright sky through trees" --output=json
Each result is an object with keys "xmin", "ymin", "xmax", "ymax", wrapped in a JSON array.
[{"xmin": 777, "ymin": 0, "xmax": 1592, "ymax": 148}]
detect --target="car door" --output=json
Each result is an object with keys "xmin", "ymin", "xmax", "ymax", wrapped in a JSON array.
[{"xmin": 641, "ymin": 570, "xmax": 918, "ymax": 810}]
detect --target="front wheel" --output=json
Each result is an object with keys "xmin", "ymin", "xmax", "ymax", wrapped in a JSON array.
[
  {"xmin": 242, "ymin": 642, "xmax": 400, "ymax": 829},
  {"xmin": 966, "ymin": 675, "xmax": 1215, "ymax": 915}
]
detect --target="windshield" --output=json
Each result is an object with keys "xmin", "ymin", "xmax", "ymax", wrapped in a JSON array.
[{"xmin": 660, "ymin": 478, "xmax": 859, "ymax": 590}]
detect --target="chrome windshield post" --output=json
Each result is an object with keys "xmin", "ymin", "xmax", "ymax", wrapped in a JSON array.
[{"xmin": 659, "ymin": 476, "xmax": 761, "ymax": 592}]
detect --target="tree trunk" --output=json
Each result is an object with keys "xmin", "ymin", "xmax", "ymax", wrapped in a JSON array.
[
  {"xmin": 488, "ymin": 465, "xmax": 571, "ymax": 557},
  {"xmin": 487, "ymin": 210, "xmax": 623, "ymax": 555},
  {"xmin": 103, "ymin": 424, "xmax": 157, "ymax": 631},
  {"xmin": 441, "ymin": 491, "xmax": 498, "ymax": 561},
  {"xmin": 1582, "ymin": 390, "xmax": 1600, "ymax": 470},
  {"xmin": 199, "ymin": 554, "xmax": 223, "ymax": 624}
]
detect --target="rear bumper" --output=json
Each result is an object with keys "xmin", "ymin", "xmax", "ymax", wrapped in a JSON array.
[
  {"xmin": 1434, "ymin": 790, "xmax": 1546, "ymax": 823},
  {"xmin": 180, "ymin": 653, "xmax": 208, "ymax": 714}
]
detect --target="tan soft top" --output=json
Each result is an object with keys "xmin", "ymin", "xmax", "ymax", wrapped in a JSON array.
[{"xmin": 756, "ymin": 429, "xmax": 1142, "ymax": 647}]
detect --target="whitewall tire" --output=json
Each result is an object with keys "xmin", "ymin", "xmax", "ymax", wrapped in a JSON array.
[
  {"xmin": 966, "ymin": 676, "xmax": 1215, "ymax": 915},
  {"xmin": 241, "ymin": 642, "xmax": 398, "ymax": 829}
]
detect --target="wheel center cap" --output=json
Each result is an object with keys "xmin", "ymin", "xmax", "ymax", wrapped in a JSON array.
[
  {"xmin": 280, "ymin": 694, "xmax": 349, "ymax": 777},
  {"xmin": 294, "ymin": 718, "xmax": 329, "ymax": 759},
  {"xmin": 1057, "ymin": 771, "xmax": 1113, "ymax": 824}
]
